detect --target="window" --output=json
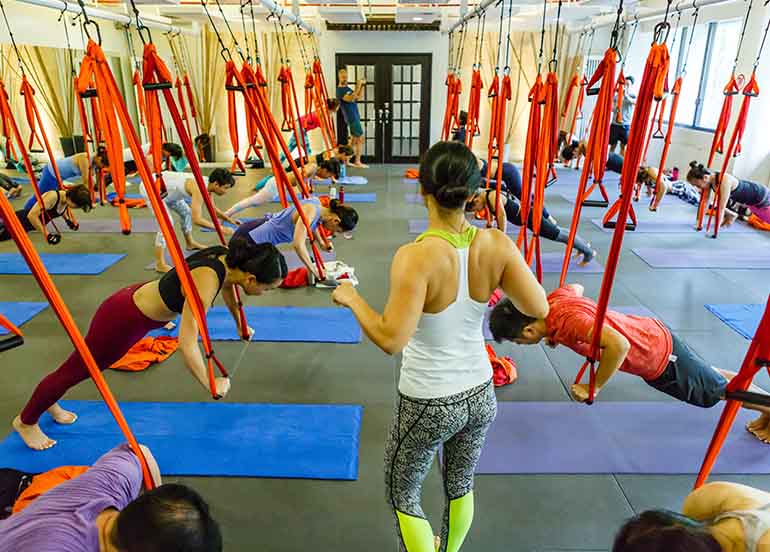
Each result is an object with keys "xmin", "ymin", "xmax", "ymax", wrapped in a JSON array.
[{"xmin": 669, "ymin": 18, "xmax": 741, "ymax": 130}]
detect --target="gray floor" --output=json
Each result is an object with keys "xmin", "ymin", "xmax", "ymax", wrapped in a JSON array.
[{"xmin": 1, "ymin": 164, "xmax": 770, "ymax": 551}]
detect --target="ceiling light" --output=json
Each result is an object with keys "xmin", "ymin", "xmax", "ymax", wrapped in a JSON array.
[{"xmin": 413, "ymin": 16, "xmax": 423, "ymax": 21}]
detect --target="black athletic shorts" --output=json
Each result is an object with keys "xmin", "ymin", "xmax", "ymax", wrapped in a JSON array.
[
  {"xmin": 609, "ymin": 123, "xmax": 629, "ymax": 146},
  {"xmin": 645, "ymin": 328, "xmax": 727, "ymax": 408}
]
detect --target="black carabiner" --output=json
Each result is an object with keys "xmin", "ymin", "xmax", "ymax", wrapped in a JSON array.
[
  {"xmin": 654, "ymin": 21, "xmax": 671, "ymax": 45},
  {"xmin": 83, "ymin": 18, "xmax": 101, "ymax": 46},
  {"xmin": 137, "ymin": 23, "xmax": 152, "ymax": 45}
]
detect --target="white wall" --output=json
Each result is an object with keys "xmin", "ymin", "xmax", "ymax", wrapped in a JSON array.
[
  {"xmin": 318, "ymin": 30, "xmax": 448, "ymax": 146},
  {"xmin": 614, "ymin": 1, "xmax": 770, "ymax": 183}
]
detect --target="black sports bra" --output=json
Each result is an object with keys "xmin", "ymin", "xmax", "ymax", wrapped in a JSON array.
[{"xmin": 158, "ymin": 246, "xmax": 228, "ymax": 314}]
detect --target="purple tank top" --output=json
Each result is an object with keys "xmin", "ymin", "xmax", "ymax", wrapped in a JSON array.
[{"xmin": 247, "ymin": 197, "xmax": 322, "ymax": 246}]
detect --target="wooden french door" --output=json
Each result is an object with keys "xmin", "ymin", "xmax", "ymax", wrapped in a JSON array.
[{"xmin": 336, "ymin": 54, "xmax": 431, "ymax": 164}]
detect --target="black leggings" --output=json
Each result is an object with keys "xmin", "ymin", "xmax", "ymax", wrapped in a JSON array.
[
  {"xmin": 503, "ymin": 199, "xmax": 593, "ymax": 260},
  {"xmin": 0, "ymin": 209, "xmax": 35, "ymax": 242}
]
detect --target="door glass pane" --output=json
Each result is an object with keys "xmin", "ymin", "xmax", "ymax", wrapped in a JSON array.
[
  {"xmin": 366, "ymin": 65, "xmax": 374, "ymax": 82},
  {"xmin": 413, "ymin": 102, "xmax": 421, "ymax": 120},
  {"xmin": 366, "ymin": 103, "xmax": 374, "ymax": 121},
  {"xmin": 403, "ymin": 65, "xmax": 412, "ymax": 81},
  {"xmin": 366, "ymin": 120, "xmax": 375, "ymax": 136},
  {"xmin": 410, "ymin": 139, "xmax": 419, "ymax": 156},
  {"xmin": 394, "ymin": 85, "xmax": 401, "ymax": 101},
  {"xmin": 413, "ymin": 64, "xmax": 421, "ymax": 81},
  {"xmin": 411, "ymin": 121, "xmax": 419, "ymax": 136},
  {"xmin": 394, "ymin": 103, "xmax": 401, "ymax": 120},
  {"xmin": 393, "ymin": 65, "xmax": 402, "ymax": 82},
  {"xmin": 392, "ymin": 139, "xmax": 401, "ymax": 156},
  {"xmin": 412, "ymin": 84, "xmax": 420, "ymax": 102}
]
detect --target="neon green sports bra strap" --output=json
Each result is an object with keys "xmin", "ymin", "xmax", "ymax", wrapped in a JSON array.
[{"xmin": 415, "ymin": 225, "xmax": 477, "ymax": 248}]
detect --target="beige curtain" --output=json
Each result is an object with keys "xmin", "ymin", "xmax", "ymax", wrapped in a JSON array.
[
  {"xmin": 19, "ymin": 46, "xmax": 74, "ymax": 137},
  {"xmin": 198, "ymin": 27, "xmax": 227, "ymax": 134}
]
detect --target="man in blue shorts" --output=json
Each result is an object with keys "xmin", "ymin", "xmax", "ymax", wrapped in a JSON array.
[{"xmin": 337, "ymin": 68, "xmax": 368, "ymax": 168}]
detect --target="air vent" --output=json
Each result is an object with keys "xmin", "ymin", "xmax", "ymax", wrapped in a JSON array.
[{"xmin": 326, "ymin": 15, "xmax": 440, "ymax": 31}]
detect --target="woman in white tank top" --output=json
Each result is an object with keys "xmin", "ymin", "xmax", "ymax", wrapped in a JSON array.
[{"xmin": 332, "ymin": 142, "xmax": 548, "ymax": 552}]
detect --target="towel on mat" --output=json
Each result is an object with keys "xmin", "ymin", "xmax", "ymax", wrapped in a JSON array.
[
  {"xmin": 404, "ymin": 168, "xmax": 419, "ymax": 179},
  {"xmin": 109, "ymin": 336, "xmax": 178, "ymax": 372},
  {"xmin": 107, "ymin": 193, "xmax": 146, "ymax": 209}
]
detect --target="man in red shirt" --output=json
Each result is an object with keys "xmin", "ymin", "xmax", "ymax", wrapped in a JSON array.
[{"xmin": 489, "ymin": 284, "xmax": 770, "ymax": 443}]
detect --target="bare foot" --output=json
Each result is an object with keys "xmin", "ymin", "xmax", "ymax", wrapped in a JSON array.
[
  {"xmin": 575, "ymin": 247, "xmax": 597, "ymax": 267},
  {"xmin": 186, "ymin": 241, "xmax": 206, "ymax": 251},
  {"xmin": 746, "ymin": 414, "xmax": 770, "ymax": 443},
  {"xmin": 155, "ymin": 263, "xmax": 172, "ymax": 274},
  {"xmin": 13, "ymin": 416, "xmax": 56, "ymax": 450},
  {"xmin": 47, "ymin": 403, "xmax": 77, "ymax": 424},
  {"xmin": 434, "ymin": 536, "xmax": 441, "ymax": 552}
]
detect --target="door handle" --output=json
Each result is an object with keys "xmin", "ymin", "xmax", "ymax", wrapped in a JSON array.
[{"xmin": 377, "ymin": 108, "xmax": 384, "ymax": 124}]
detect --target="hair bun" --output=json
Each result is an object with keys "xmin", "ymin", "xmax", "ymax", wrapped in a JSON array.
[{"xmin": 434, "ymin": 185, "xmax": 472, "ymax": 210}]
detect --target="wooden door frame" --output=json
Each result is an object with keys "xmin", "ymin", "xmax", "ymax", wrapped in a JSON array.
[{"xmin": 335, "ymin": 53, "xmax": 432, "ymax": 163}]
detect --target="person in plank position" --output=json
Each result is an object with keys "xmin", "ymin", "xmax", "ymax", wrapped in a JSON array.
[
  {"xmin": 687, "ymin": 161, "xmax": 770, "ymax": 227},
  {"xmin": 224, "ymin": 159, "xmax": 340, "ymax": 218},
  {"xmin": 22, "ymin": 149, "xmax": 107, "ymax": 212},
  {"xmin": 636, "ymin": 165, "xmax": 673, "ymax": 211},
  {"xmin": 0, "ymin": 185, "xmax": 91, "ymax": 243},
  {"xmin": 142, "ymin": 168, "xmax": 240, "ymax": 273},
  {"xmin": 12, "ymin": 240, "xmax": 287, "ymax": 450},
  {"xmin": 560, "ymin": 141, "xmax": 624, "ymax": 175},
  {"xmin": 0, "ymin": 442, "xmax": 222, "ymax": 552},
  {"xmin": 489, "ymin": 284, "xmax": 770, "ymax": 443},
  {"xmin": 231, "ymin": 197, "xmax": 357, "ymax": 282},
  {"xmin": 464, "ymin": 187, "xmax": 596, "ymax": 265},
  {"xmin": 613, "ymin": 481, "xmax": 770, "ymax": 551}
]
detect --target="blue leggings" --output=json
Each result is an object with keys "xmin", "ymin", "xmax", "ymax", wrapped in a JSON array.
[{"xmin": 23, "ymin": 166, "xmax": 57, "ymax": 211}]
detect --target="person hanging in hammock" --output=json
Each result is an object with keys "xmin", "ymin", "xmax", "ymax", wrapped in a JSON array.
[
  {"xmin": 464, "ymin": 187, "xmax": 596, "ymax": 265},
  {"xmin": 687, "ymin": 161, "xmax": 770, "ymax": 227},
  {"xmin": 224, "ymin": 159, "xmax": 340, "ymax": 218},
  {"xmin": 0, "ymin": 185, "xmax": 92, "ymax": 243},
  {"xmin": 280, "ymin": 99, "xmax": 341, "ymax": 164},
  {"xmin": 489, "ymin": 284, "xmax": 770, "ymax": 444},
  {"xmin": 12, "ymin": 239, "xmax": 288, "ymax": 450}
]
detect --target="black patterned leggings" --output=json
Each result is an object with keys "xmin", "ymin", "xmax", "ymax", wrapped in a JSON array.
[{"xmin": 385, "ymin": 379, "xmax": 497, "ymax": 552}]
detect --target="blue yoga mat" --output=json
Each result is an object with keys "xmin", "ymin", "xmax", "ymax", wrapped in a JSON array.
[
  {"xmin": 0, "ymin": 253, "xmax": 125, "ymax": 275},
  {"xmin": 315, "ymin": 176, "xmax": 368, "ymax": 186},
  {"xmin": 705, "ymin": 303, "xmax": 763, "ymax": 340},
  {"xmin": 106, "ymin": 192, "xmax": 144, "ymax": 201},
  {"xmin": 473, "ymin": 402, "xmax": 767, "ymax": 474},
  {"xmin": 149, "ymin": 306, "xmax": 361, "ymax": 343},
  {"xmin": 0, "ymin": 302, "xmax": 48, "ymax": 335},
  {"xmin": 590, "ymin": 219, "xmax": 755, "ymax": 234},
  {"xmin": 0, "ymin": 400, "xmax": 363, "ymax": 479}
]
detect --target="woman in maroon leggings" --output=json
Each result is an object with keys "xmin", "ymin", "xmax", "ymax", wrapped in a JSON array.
[{"xmin": 13, "ymin": 239, "xmax": 288, "ymax": 450}]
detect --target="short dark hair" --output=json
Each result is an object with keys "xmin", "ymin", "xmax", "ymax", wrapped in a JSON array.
[
  {"xmin": 457, "ymin": 110, "xmax": 468, "ymax": 126},
  {"xmin": 488, "ymin": 298, "xmax": 537, "ymax": 342},
  {"xmin": 625, "ymin": 76, "xmax": 635, "ymax": 84},
  {"xmin": 327, "ymin": 98, "xmax": 340, "ymax": 111},
  {"xmin": 336, "ymin": 144, "xmax": 354, "ymax": 157},
  {"xmin": 162, "ymin": 142, "xmax": 184, "ymax": 160},
  {"xmin": 65, "ymin": 185, "xmax": 92, "ymax": 212},
  {"xmin": 687, "ymin": 161, "xmax": 710, "ymax": 182},
  {"xmin": 328, "ymin": 199, "xmax": 358, "ymax": 231},
  {"xmin": 419, "ymin": 141, "xmax": 481, "ymax": 210},
  {"xmin": 226, "ymin": 238, "xmax": 288, "ymax": 283},
  {"xmin": 561, "ymin": 144, "xmax": 577, "ymax": 162},
  {"xmin": 319, "ymin": 159, "xmax": 341, "ymax": 179},
  {"xmin": 114, "ymin": 483, "xmax": 222, "ymax": 552},
  {"xmin": 209, "ymin": 168, "xmax": 235, "ymax": 188},
  {"xmin": 613, "ymin": 510, "xmax": 720, "ymax": 552},
  {"xmin": 94, "ymin": 145, "xmax": 109, "ymax": 168}
]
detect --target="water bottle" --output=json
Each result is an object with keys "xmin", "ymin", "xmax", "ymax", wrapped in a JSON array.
[
  {"xmin": 329, "ymin": 183, "xmax": 337, "ymax": 200},
  {"xmin": 339, "ymin": 185, "xmax": 345, "ymax": 203}
]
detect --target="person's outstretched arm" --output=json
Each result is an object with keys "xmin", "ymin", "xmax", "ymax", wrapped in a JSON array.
[
  {"xmin": 496, "ymin": 231, "xmax": 549, "ymax": 319},
  {"xmin": 25, "ymin": 191, "xmax": 57, "ymax": 239},
  {"xmin": 293, "ymin": 205, "xmax": 320, "ymax": 279},
  {"xmin": 177, "ymin": 268, "xmax": 230, "ymax": 398},
  {"xmin": 332, "ymin": 244, "xmax": 427, "ymax": 355},
  {"xmin": 718, "ymin": 175, "xmax": 734, "ymax": 227}
]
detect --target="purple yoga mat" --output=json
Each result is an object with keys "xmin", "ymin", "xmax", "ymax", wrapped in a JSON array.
[
  {"xmin": 590, "ymin": 219, "xmax": 755, "ymax": 234},
  {"xmin": 281, "ymin": 249, "xmax": 336, "ymax": 270},
  {"xmin": 473, "ymin": 402, "xmax": 767, "ymax": 474},
  {"xmin": 62, "ymin": 218, "xmax": 159, "ymax": 233},
  {"xmin": 633, "ymin": 247, "xmax": 770, "ymax": 269}
]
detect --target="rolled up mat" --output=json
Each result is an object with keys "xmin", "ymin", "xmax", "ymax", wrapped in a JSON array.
[
  {"xmin": 0, "ymin": 400, "xmax": 363, "ymax": 480},
  {"xmin": 0, "ymin": 253, "xmax": 125, "ymax": 275},
  {"xmin": 62, "ymin": 217, "xmax": 159, "ymax": 233},
  {"xmin": 469, "ymin": 401, "xmax": 765, "ymax": 474},
  {"xmin": 149, "ymin": 305, "xmax": 361, "ymax": 343},
  {"xmin": 0, "ymin": 302, "xmax": 48, "ymax": 335},
  {"xmin": 633, "ymin": 247, "xmax": 770, "ymax": 269},
  {"xmin": 590, "ymin": 219, "xmax": 755, "ymax": 233},
  {"xmin": 705, "ymin": 303, "xmax": 763, "ymax": 340}
]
